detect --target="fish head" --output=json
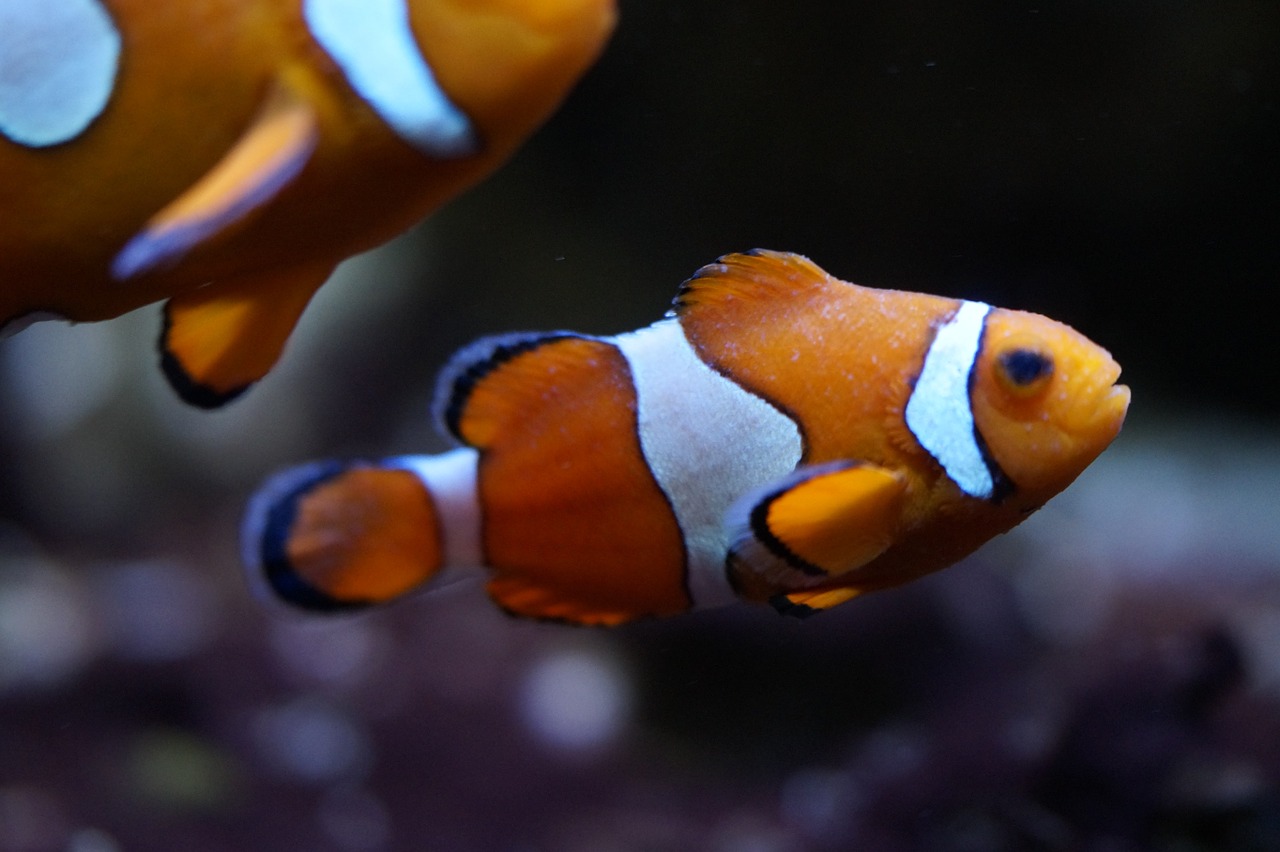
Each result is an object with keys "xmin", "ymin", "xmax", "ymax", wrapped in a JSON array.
[
  {"xmin": 969, "ymin": 307, "xmax": 1130, "ymax": 507},
  {"xmin": 408, "ymin": 0, "xmax": 616, "ymax": 150}
]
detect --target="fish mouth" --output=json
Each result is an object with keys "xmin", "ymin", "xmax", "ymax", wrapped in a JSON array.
[
  {"xmin": 1105, "ymin": 382, "xmax": 1132, "ymax": 419},
  {"xmin": 1103, "ymin": 358, "xmax": 1130, "ymax": 415},
  {"xmin": 1065, "ymin": 359, "xmax": 1129, "ymax": 436},
  {"xmin": 1090, "ymin": 366, "xmax": 1131, "ymax": 438}
]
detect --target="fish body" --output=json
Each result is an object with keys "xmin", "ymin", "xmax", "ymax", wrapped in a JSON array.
[
  {"xmin": 244, "ymin": 250, "xmax": 1131, "ymax": 625},
  {"xmin": 0, "ymin": 0, "xmax": 615, "ymax": 406}
]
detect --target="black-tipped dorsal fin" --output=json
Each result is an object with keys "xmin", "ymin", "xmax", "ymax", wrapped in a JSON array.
[{"xmin": 672, "ymin": 249, "xmax": 837, "ymax": 317}]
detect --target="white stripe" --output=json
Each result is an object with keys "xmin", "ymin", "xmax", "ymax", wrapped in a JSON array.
[
  {"xmin": 0, "ymin": 0, "xmax": 120, "ymax": 147},
  {"xmin": 904, "ymin": 300, "xmax": 994, "ymax": 499},
  {"xmin": 303, "ymin": 0, "xmax": 477, "ymax": 157},
  {"xmin": 613, "ymin": 320, "xmax": 803, "ymax": 609},
  {"xmin": 389, "ymin": 448, "xmax": 483, "ymax": 569}
]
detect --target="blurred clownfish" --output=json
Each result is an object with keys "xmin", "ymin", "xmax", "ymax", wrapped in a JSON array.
[
  {"xmin": 243, "ymin": 250, "xmax": 1131, "ymax": 624},
  {"xmin": 0, "ymin": 0, "xmax": 615, "ymax": 407}
]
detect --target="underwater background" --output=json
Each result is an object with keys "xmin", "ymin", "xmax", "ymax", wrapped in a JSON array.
[{"xmin": 2, "ymin": 1, "xmax": 1279, "ymax": 849}]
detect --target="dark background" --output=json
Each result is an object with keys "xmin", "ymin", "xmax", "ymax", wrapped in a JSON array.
[{"xmin": 2, "ymin": 2, "xmax": 1278, "ymax": 850}]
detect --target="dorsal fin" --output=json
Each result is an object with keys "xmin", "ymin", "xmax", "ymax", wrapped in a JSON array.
[
  {"xmin": 671, "ymin": 249, "xmax": 956, "ymax": 465},
  {"xmin": 672, "ymin": 249, "xmax": 838, "ymax": 318},
  {"xmin": 431, "ymin": 331, "xmax": 586, "ymax": 444}
]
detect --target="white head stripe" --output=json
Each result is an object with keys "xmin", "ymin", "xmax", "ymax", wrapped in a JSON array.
[
  {"xmin": 904, "ymin": 300, "xmax": 994, "ymax": 499},
  {"xmin": 0, "ymin": 0, "xmax": 120, "ymax": 147},
  {"xmin": 613, "ymin": 320, "xmax": 803, "ymax": 610},
  {"xmin": 303, "ymin": 0, "xmax": 477, "ymax": 158}
]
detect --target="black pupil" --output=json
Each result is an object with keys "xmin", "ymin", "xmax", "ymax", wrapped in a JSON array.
[{"xmin": 1000, "ymin": 348, "xmax": 1053, "ymax": 386}]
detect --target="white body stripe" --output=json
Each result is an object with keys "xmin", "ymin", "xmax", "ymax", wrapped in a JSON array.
[
  {"xmin": 904, "ymin": 300, "xmax": 994, "ymax": 499},
  {"xmin": 303, "ymin": 0, "xmax": 477, "ymax": 158},
  {"xmin": 613, "ymin": 320, "xmax": 803, "ymax": 609},
  {"xmin": 391, "ymin": 448, "xmax": 483, "ymax": 569},
  {"xmin": 0, "ymin": 0, "xmax": 120, "ymax": 147}
]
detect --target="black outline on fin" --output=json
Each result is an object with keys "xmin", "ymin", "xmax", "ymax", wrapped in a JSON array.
[
  {"xmin": 157, "ymin": 305, "xmax": 250, "ymax": 409},
  {"xmin": 431, "ymin": 330, "xmax": 583, "ymax": 443},
  {"xmin": 770, "ymin": 593, "xmax": 820, "ymax": 619},
  {"xmin": 256, "ymin": 461, "xmax": 368, "ymax": 613},
  {"xmin": 745, "ymin": 460, "xmax": 863, "ymax": 578},
  {"xmin": 671, "ymin": 248, "xmax": 827, "ymax": 316}
]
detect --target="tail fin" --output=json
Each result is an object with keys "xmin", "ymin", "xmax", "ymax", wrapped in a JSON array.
[{"xmin": 242, "ymin": 460, "xmax": 446, "ymax": 612}]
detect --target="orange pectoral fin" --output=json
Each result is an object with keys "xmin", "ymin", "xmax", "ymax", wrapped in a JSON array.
[
  {"xmin": 244, "ymin": 462, "xmax": 443, "ymax": 611},
  {"xmin": 762, "ymin": 462, "xmax": 906, "ymax": 575},
  {"xmin": 112, "ymin": 81, "xmax": 319, "ymax": 280},
  {"xmin": 160, "ymin": 262, "xmax": 331, "ymax": 407},
  {"xmin": 728, "ymin": 461, "xmax": 907, "ymax": 600}
]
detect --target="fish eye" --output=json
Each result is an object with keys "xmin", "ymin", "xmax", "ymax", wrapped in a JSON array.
[{"xmin": 996, "ymin": 347, "xmax": 1054, "ymax": 396}]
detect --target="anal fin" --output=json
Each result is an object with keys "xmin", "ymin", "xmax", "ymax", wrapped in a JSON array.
[
  {"xmin": 487, "ymin": 577, "xmax": 647, "ymax": 628},
  {"xmin": 112, "ymin": 80, "xmax": 319, "ymax": 280},
  {"xmin": 771, "ymin": 586, "xmax": 864, "ymax": 619},
  {"xmin": 160, "ymin": 262, "xmax": 332, "ymax": 407},
  {"xmin": 729, "ymin": 461, "xmax": 906, "ymax": 602}
]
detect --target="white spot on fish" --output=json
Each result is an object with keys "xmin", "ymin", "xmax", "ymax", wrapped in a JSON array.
[
  {"xmin": 303, "ymin": 0, "xmax": 477, "ymax": 157},
  {"xmin": 0, "ymin": 0, "xmax": 120, "ymax": 147},
  {"xmin": 905, "ymin": 300, "xmax": 994, "ymax": 499}
]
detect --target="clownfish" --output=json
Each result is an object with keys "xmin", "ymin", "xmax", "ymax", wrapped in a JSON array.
[
  {"xmin": 242, "ymin": 250, "xmax": 1130, "ymax": 624},
  {"xmin": 0, "ymin": 0, "xmax": 615, "ymax": 406}
]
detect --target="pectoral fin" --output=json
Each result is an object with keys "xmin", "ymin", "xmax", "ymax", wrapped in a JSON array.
[
  {"xmin": 160, "ymin": 262, "xmax": 331, "ymax": 407},
  {"xmin": 728, "ymin": 461, "xmax": 906, "ymax": 603},
  {"xmin": 112, "ymin": 81, "xmax": 319, "ymax": 279}
]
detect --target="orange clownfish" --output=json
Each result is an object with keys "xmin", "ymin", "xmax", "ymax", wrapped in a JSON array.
[
  {"xmin": 0, "ymin": 0, "xmax": 615, "ymax": 406},
  {"xmin": 242, "ymin": 250, "xmax": 1131, "ymax": 624}
]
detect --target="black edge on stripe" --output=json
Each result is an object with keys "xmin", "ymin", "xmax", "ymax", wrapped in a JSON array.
[
  {"xmin": 667, "ymin": 274, "xmax": 812, "ymax": 462},
  {"xmin": 967, "ymin": 316, "xmax": 1015, "ymax": 504},
  {"xmin": 611, "ymin": 344, "xmax": 695, "ymax": 611},
  {"xmin": 904, "ymin": 307, "xmax": 950, "ymax": 397}
]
